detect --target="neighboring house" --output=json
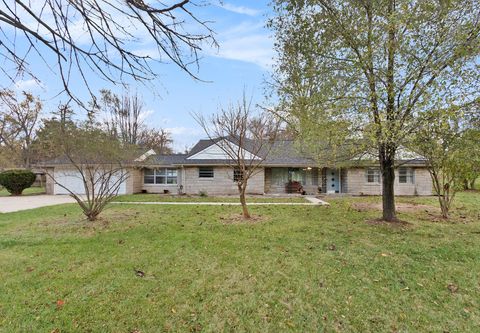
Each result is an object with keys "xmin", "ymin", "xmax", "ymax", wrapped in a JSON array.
[{"xmin": 43, "ymin": 137, "xmax": 432, "ymax": 196}]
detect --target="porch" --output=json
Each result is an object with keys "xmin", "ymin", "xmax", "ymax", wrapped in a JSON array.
[{"xmin": 264, "ymin": 167, "xmax": 346, "ymax": 195}]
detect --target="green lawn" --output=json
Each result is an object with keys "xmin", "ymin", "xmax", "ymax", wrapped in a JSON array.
[
  {"xmin": 0, "ymin": 186, "xmax": 45, "ymax": 197},
  {"xmin": 1, "ymin": 192, "xmax": 479, "ymax": 332},
  {"xmin": 113, "ymin": 193, "xmax": 308, "ymax": 203}
]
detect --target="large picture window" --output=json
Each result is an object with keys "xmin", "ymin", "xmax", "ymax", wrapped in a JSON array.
[
  {"xmin": 144, "ymin": 168, "xmax": 177, "ymax": 185},
  {"xmin": 271, "ymin": 168, "xmax": 306, "ymax": 185},
  {"xmin": 366, "ymin": 168, "xmax": 381, "ymax": 183},
  {"xmin": 199, "ymin": 167, "xmax": 214, "ymax": 178},
  {"xmin": 398, "ymin": 167, "xmax": 414, "ymax": 184}
]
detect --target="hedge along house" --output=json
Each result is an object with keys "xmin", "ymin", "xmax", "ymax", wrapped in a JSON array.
[{"xmin": 43, "ymin": 137, "xmax": 432, "ymax": 196}]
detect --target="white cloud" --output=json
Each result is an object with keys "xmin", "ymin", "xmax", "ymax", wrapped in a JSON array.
[
  {"xmin": 14, "ymin": 79, "xmax": 45, "ymax": 91},
  {"xmin": 216, "ymin": 34, "xmax": 274, "ymax": 69},
  {"xmin": 217, "ymin": 3, "xmax": 262, "ymax": 16},
  {"xmin": 210, "ymin": 22, "xmax": 274, "ymax": 69}
]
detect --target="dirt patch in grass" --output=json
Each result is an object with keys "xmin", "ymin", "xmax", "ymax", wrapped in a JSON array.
[
  {"xmin": 219, "ymin": 213, "xmax": 269, "ymax": 225},
  {"xmin": 353, "ymin": 202, "xmax": 439, "ymax": 214},
  {"xmin": 366, "ymin": 218, "xmax": 412, "ymax": 227}
]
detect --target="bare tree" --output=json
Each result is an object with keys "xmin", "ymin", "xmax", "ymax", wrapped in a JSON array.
[
  {"xmin": 0, "ymin": 90, "xmax": 41, "ymax": 168},
  {"xmin": 41, "ymin": 121, "xmax": 135, "ymax": 221},
  {"xmin": 138, "ymin": 128, "xmax": 173, "ymax": 154},
  {"xmin": 0, "ymin": 1, "xmax": 216, "ymax": 103},
  {"xmin": 94, "ymin": 89, "xmax": 173, "ymax": 152},
  {"xmin": 96, "ymin": 89, "xmax": 143, "ymax": 145},
  {"xmin": 195, "ymin": 95, "xmax": 280, "ymax": 219}
]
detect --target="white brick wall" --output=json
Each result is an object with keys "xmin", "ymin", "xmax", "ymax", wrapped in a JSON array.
[
  {"xmin": 183, "ymin": 166, "xmax": 265, "ymax": 195},
  {"xmin": 126, "ymin": 168, "xmax": 143, "ymax": 194},
  {"xmin": 346, "ymin": 167, "xmax": 432, "ymax": 195}
]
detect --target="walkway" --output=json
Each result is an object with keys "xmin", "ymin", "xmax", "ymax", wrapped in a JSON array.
[
  {"xmin": 0, "ymin": 195, "xmax": 329, "ymax": 213},
  {"xmin": 112, "ymin": 196, "xmax": 330, "ymax": 206},
  {"xmin": 0, "ymin": 195, "xmax": 77, "ymax": 213}
]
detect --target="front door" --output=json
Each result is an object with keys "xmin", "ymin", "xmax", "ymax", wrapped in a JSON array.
[{"xmin": 326, "ymin": 168, "xmax": 339, "ymax": 194}]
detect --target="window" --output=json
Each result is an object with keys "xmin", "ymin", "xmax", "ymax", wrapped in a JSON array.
[
  {"xmin": 233, "ymin": 168, "xmax": 244, "ymax": 182},
  {"xmin": 272, "ymin": 168, "xmax": 289, "ymax": 185},
  {"xmin": 199, "ymin": 167, "xmax": 214, "ymax": 178},
  {"xmin": 144, "ymin": 169, "xmax": 155, "ymax": 184},
  {"xmin": 366, "ymin": 168, "xmax": 381, "ymax": 183},
  {"xmin": 144, "ymin": 168, "xmax": 177, "ymax": 185},
  {"xmin": 288, "ymin": 168, "xmax": 306, "ymax": 185},
  {"xmin": 398, "ymin": 167, "xmax": 414, "ymax": 184},
  {"xmin": 271, "ymin": 168, "xmax": 306, "ymax": 185}
]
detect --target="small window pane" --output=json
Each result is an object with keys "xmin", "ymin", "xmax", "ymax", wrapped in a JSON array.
[
  {"xmin": 199, "ymin": 167, "xmax": 214, "ymax": 178},
  {"xmin": 156, "ymin": 169, "xmax": 166, "ymax": 176},
  {"xmin": 399, "ymin": 168, "xmax": 414, "ymax": 184},
  {"xmin": 144, "ymin": 169, "xmax": 154, "ymax": 176},
  {"xmin": 167, "ymin": 177, "xmax": 177, "ymax": 184},
  {"xmin": 156, "ymin": 176, "xmax": 166, "ymax": 184},
  {"xmin": 366, "ymin": 169, "xmax": 380, "ymax": 183},
  {"xmin": 234, "ymin": 169, "xmax": 244, "ymax": 182},
  {"xmin": 144, "ymin": 176, "xmax": 154, "ymax": 184}
]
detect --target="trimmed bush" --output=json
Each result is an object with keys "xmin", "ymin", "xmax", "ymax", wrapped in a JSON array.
[{"xmin": 0, "ymin": 170, "xmax": 36, "ymax": 195}]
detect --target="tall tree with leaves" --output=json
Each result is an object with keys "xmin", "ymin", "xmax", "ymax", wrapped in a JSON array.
[
  {"xmin": 270, "ymin": 0, "xmax": 480, "ymax": 221},
  {"xmin": 0, "ymin": 90, "xmax": 42, "ymax": 168},
  {"xmin": 412, "ymin": 107, "xmax": 479, "ymax": 219}
]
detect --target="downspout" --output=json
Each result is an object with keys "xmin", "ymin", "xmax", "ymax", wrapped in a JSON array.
[
  {"xmin": 181, "ymin": 165, "xmax": 186, "ymax": 194},
  {"xmin": 339, "ymin": 169, "xmax": 342, "ymax": 194}
]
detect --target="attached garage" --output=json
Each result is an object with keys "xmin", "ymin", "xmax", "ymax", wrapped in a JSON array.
[{"xmin": 51, "ymin": 168, "xmax": 127, "ymax": 195}]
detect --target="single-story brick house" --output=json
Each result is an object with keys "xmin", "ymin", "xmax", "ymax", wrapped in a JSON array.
[{"xmin": 44, "ymin": 137, "xmax": 432, "ymax": 196}]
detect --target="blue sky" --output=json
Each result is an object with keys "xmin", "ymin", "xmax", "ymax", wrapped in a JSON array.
[{"xmin": 4, "ymin": 1, "xmax": 275, "ymax": 152}]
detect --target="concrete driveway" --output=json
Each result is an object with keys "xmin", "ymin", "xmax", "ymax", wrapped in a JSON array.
[{"xmin": 0, "ymin": 195, "xmax": 77, "ymax": 213}]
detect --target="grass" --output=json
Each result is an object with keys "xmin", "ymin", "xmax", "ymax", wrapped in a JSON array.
[
  {"xmin": 113, "ymin": 193, "xmax": 308, "ymax": 203},
  {"xmin": 0, "ymin": 192, "xmax": 479, "ymax": 332},
  {"xmin": 0, "ymin": 186, "xmax": 45, "ymax": 197}
]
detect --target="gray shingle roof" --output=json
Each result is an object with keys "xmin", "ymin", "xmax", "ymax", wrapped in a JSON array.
[
  {"xmin": 148, "ymin": 140, "xmax": 317, "ymax": 166},
  {"xmin": 264, "ymin": 140, "xmax": 316, "ymax": 166},
  {"xmin": 146, "ymin": 154, "xmax": 188, "ymax": 165},
  {"xmin": 37, "ymin": 137, "xmax": 427, "ymax": 168}
]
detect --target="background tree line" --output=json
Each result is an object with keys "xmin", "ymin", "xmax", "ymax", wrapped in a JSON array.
[{"xmin": 0, "ymin": 88, "xmax": 173, "ymax": 169}]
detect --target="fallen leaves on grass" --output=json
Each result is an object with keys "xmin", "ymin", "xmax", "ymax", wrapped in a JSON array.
[
  {"xmin": 134, "ymin": 269, "xmax": 145, "ymax": 278},
  {"xmin": 353, "ymin": 202, "xmax": 439, "ymax": 213},
  {"xmin": 219, "ymin": 213, "xmax": 268, "ymax": 225},
  {"xmin": 56, "ymin": 299, "xmax": 65, "ymax": 309},
  {"xmin": 366, "ymin": 218, "xmax": 411, "ymax": 227},
  {"xmin": 447, "ymin": 283, "xmax": 459, "ymax": 293}
]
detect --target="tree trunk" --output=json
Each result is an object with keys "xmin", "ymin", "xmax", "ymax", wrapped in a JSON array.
[
  {"xmin": 86, "ymin": 211, "xmax": 98, "ymax": 221},
  {"xmin": 238, "ymin": 183, "xmax": 251, "ymax": 219},
  {"xmin": 380, "ymin": 154, "xmax": 397, "ymax": 221},
  {"xmin": 470, "ymin": 178, "xmax": 477, "ymax": 190},
  {"xmin": 438, "ymin": 196, "xmax": 449, "ymax": 219}
]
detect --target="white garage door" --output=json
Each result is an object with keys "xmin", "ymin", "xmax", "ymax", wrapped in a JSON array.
[{"xmin": 54, "ymin": 169, "xmax": 127, "ymax": 195}]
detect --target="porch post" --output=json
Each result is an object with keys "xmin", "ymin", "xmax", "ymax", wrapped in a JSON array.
[{"xmin": 339, "ymin": 169, "xmax": 342, "ymax": 194}]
